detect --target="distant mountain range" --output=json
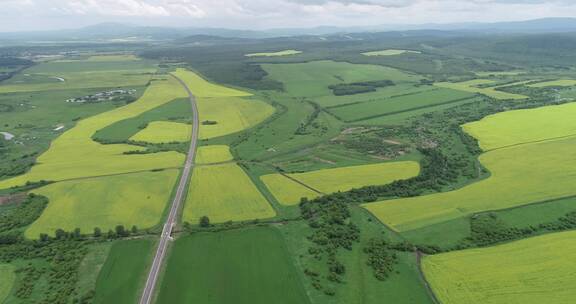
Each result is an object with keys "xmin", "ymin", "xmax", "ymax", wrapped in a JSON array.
[{"xmin": 2, "ymin": 18, "xmax": 576, "ymax": 43}]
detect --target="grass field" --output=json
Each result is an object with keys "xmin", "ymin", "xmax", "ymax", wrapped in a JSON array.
[
  {"xmin": 474, "ymin": 71, "xmax": 524, "ymax": 77},
  {"xmin": 0, "ymin": 58, "xmax": 155, "ymax": 93},
  {"xmin": 196, "ymin": 96, "xmax": 275, "ymax": 139},
  {"xmin": 74, "ymin": 242, "xmax": 113, "ymax": 299},
  {"xmin": 362, "ymin": 49, "xmax": 421, "ymax": 56},
  {"xmin": 93, "ymin": 239, "xmax": 154, "ymax": 304},
  {"xmin": 0, "ymin": 76, "xmax": 187, "ymax": 189},
  {"xmin": 183, "ymin": 163, "xmax": 275, "ymax": 223},
  {"xmin": 435, "ymin": 79, "xmax": 528, "ymax": 100},
  {"xmin": 329, "ymin": 88, "xmax": 474, "ymax": 121},
  {"xmin": 245, "ymin": 50, "xmax": 302, "ymax": 57},
  {"xmin": 156, "ymin": 227, "xmax": 310, "ymax": 304},
  {"xmin": 528, "ymin": 79, "xmax": 576, "ymax": 87},
  {"xmin": 316, "ymin": 84, "xmax": 432, "ymax": 107},
  {"xmin": 423, "ymin": 231, "xmax": 576, "ymax": 304},
  {"xmin": 25, "ymin": 169, "xmax": 179, "ymax": 238},
  {"xmin": 463, "ymin": 102, "xmax": 576, "ymax": 150},
  {"xmin": 262, "ymin": 161, "xmax": 420, "ymax": 205},
  {"xmin": 130, "ymin": 121, "xmax": 191, "ymax": 143},
  {"xmin": 195, "ymin": 145, "xmax": 233, "ymax": 164},
  {"xmin": 171, "ymin": 68, "xmax": 251, "ymax": 98},
  {"xmin": 0, "ymin": 264, "xmax": 15, "ymax": 302}
]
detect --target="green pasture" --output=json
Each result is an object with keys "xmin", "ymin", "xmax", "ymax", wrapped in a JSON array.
[
  {"xmin": 93, "ymin": 239, "xmax": 154, "ymax": 304},
  {"xmin": 423, "ymin": 231, "xmax": 576, "ymax": 304},
  {"xmin": 130, "ymin": 121, "xmax": 191, "ymax": 143},
  {"xmin": 74, "ymin": 242, "xmax": 113, "ymax": 300},
  {"xmin": 364, "ymin": 135, "xmax": 576, "ymax": 231},
  {"xmin": 183, "ymin": 163, "xmax": 276, "ymax": 224},
  {"xmin": 262, "ymin": 161, "xmax": 420, "ymax": 205},
  {"xmin": 0, "ymin": 76, "xmax": 187, "ymax": 189},
  {"xmin": 195, "ymin": 145, "xmax": 233, "ymax": 164},
  {"xmin": 197, "ymin": 96, "xmax": 275, "ymax": 139},
  {"xmin": 316, "ymin": 83, "xmax": 431, "ymax": 107},
  {"xmin": 463, "ymin": 102, "xmax": 576, "ymax": 150},
  {"xmin": 156, "ymin": 228, "xmax": 310, "ymax": 304},
  {"xmin": 26, "ymin": 169, "xmax": 179, "ymax": 238},
  {"xmin": 528, "ymin": 79, "xmax": 576, "ymax": 87},
  {"xmin": 435, "ymin": 79, "xmax": 528, "ymax": 100},
  {"xmin": 474, "ymin": 71, "xmax": 524, "ymax": 77},
  {"xmin": 0, "ymin": 264, "xmax": 15, "ymax": 303},
  {"xmin": 329, "ymin": 88, "xmax": 474, "ymax": 121},
  {"xmin": 245, "ymin": 50, "xmax": 302, "ymax": 57},
  {"xmin": 362, "ymin": 49, "xmax": 421, "ymax": 56}
]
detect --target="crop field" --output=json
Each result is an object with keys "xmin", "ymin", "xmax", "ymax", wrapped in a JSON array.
[
  {"xmin": 0, "ymin": 76, "xmax": 187, "ymax": 189},
  {"xmin": 156, "ymin": 227, "xmax": 309, "ymax": 304},
  {"xmin": 0, "ymin": 264, "xmax": 15, "ymax": 302},
  {"xmin": 528, "ymin": 79, "xmax": 576, "ymax": 87},
  {"xmin": 263, "ymin": 60, "xmax": 421, "ymax": 98},
  {"xmin": 423, "ymin": 231, "xmax": 576, "ymax": 304},
  {"xmin": 183, "ymin": 163, "xmax": 275, "ymax": 223},
  {"xmin": 463, "ymin": 102, "xmax": 576, "ymax": 150},
  {"xmin": 362, "ymin": 49, "xmax": 421, "ymax": 56},
  {"xmin": 130, "ymin": 121, "xmax": 191, "ymax": 143},
  {"xmin": 245, "ymin": 49, "xmax": 302, "ymax": 57},
  {"xmin": 435, "ymin": 79, "xmax": 528, "ymax": 100},
  {"xmin": 262, "ymin": 161, "xmax": 420, "ymax": 205},
  {"xmin": 316, "ymin": 83, "xmax": 431, "ymax": 107},
  {"xmin": 0, "ymin": 58, "xmax": 155, "ymax": 93},
  {"xmin": 329, "ymin": 88, "xmax": 475, "ymax": 121},
  {"xmin": 171, "ymin": 68, "xmax": 251, "ymax": 98},
  {"xmin": 364, "ymin": 100, "xmax": 576, "ymax": 231},
  {"xmin": 195, "ymin": 145, "xmax": 233, "ymax": 164},
  {"xmin": 196, "ymin": 96, "xmax": 275, "ymax": 139},
  {"xmin": 26, "ymin": 169, "xmax": 179, "ymax": 238},
  {"xmin": 92, "ymin": 239, "xmax": 154, "ymax": 304},
  {"xmin": 474, "ymin": 71, "xmax": 524, "ymax": 77}
]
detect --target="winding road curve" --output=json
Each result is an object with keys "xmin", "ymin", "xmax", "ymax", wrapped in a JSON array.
[{"xmin": 139, "ymin": 73, "xmax": 199, "ymax": 304}]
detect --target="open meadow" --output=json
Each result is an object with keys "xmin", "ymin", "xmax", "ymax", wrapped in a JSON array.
[
  {"xmin": 0, "ymin": 264, "xmax": 15, "ymax": 303},
  {"xmin": 262, "ymin": 161, "xmax": 420, "ymax": 205},
  {"xmin": 435, "ymin": 79, "xmax": 528, "ymax": 100},
  {"xmin": 156, "ymin": 228, "xmax": 310, "ymax": 304},
  {"xmin": 423, "ymin": 231, "xmax": 576, "ymax": 304},
  {"xmin": 183, "ymin": 163, "xmax": 276, "ymax": 223}
]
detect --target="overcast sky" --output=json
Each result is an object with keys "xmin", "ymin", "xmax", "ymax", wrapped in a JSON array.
[{"xmin": 1, "ymin": 0, "xmax": 576, "ymax": 32}]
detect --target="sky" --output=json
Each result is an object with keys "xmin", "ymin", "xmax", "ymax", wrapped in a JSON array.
[{"xmin": 1, "ymin": 0, "xmax": 576, "ymax": 32}]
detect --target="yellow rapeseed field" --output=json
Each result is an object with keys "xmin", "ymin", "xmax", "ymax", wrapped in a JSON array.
[{"xmin": 130, "ymin": 121, "xmax": 192, "ymax": 143}]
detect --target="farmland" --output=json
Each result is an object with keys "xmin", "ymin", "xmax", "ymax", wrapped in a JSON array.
[
  {"xmin": 435, "ymin": 79, "xmax": 528, "ymax": 100},
  {"xmin": 26, "ymin": 169, "xmax": 179, "ymax": 238},
  {"xmin": 156, "ymin": 228, "xmax": 310, "ymax": 304},
  {"xmin": 195, "ymin": 145, "xmax": 233, "ymax": 164},
  {"xmin": 262, "ymin": 161, "xmax": 420, "ymax": 205},
  {"xmin": 183, "ymin": 163, "xmax": 276, "ymax": 223},
  {"xmin": 423, "ymin": 231, "xmax": 576, "ymax": 304},
  {"xmin": 528, "ymin": 79, "xmax": 576, "ymax": 87},
  {"xmin": 0, "ymin": 264, "xmax": 15, "ymax": 302},
  {"xmin": 130, "ymin": 121, "xmax": 191, "ymax": 143},
  {"xmin": 245, "ymin": 50, "xmax": 302, "ymax": 57},
  {"xmin": 362, "ymin": 49, "xmax": 422, "ymax": 56}
]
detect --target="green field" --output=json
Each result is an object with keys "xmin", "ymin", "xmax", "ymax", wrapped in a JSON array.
[
  {"xmin": 245, "ymin": 50, "xmax": 302, "ymax": 57},
  {"xmin": 93, "ymin": 239, "xmax": 154, "ymax": 304},
  {"xmin": 528, "ymin": 79, "xmax": 576, "ymax": 87},
  {"xmin": 195, "ymin": 145, "xmax": 233, "ymax": 164},
  {"xmin": 26, "ymin": 169, "xmax": 179, "ymax": 238},
  {"xmin": 156, "ymin": 227, "xmax": 310, "ymax": 304},
  {"xmin": 474, "ymin": 71, "xmax": 524, "ymax": 77},
  {"xmin": 262, "ymin": 161, "xmax": 420, "ymax": 205},
  {"xmin": 0, "ymin": 264, "xmax": 15, "ymax": 302},
  {"xmin": 130, "ymin": 121, "xmax": 191, "ymax": 143},
  {"xmin": 329, "ymin": 88, "xmax": 474, "ymax": 121},
  {"xmin": 362, "ymin": 49, "xmax": 421, "ymax": 56},
  {"xmin": 463, "ymin": 102, "xmax": 576, "ymax": 150},
  {"xmin": 74, "ymin": 243, "xmax": 113, "ymax": 300},
  {"xmin": 423, "ymin": 231, "xmax": 576, "ymax": 304},
  {"xmin": 435, "ymin": 79, "xmax": 528, "ymax": 100},
  {"xmin": 183, "ymin": 163, "xmax": 275, "ymax": 223},
  {"xmin": 0, "ymin": 76, "xmax": 187, "ymax": 189}
]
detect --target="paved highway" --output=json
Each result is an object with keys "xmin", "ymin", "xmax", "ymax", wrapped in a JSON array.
[{"xmin": 139, "ymin": 74, "xmax": 199, "ymax": 304}]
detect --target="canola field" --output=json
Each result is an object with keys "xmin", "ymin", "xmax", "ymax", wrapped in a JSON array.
[
  {"xmin": 130, "ymin": 121, "xmax": 192, "ymax": 143},
  {"xmin": 362, "ymin": 49, "xmax": 421, "ymax": 56},
  {"xmin": 423, "ymin": 231, "xmax": 576, "ymax": 304},
  {"xmin": 26, "ymin": 170, "xmax": 179, "ymax": 238},
  {"xmin": 364, "ymin": 102, "xmax": 576, "ymax": 231},
  {"xmin": 183, "ymin": 163, "xmax": 276, "ymax": 223},
  {"xmin": 195, "ymin": 145, "xmax": 233, "ymax": 164},
  {"xmin": 528, "ymin": 79, "xmax": 576, "ymax": 87},
  {"xmin": 262, "ymin": 161, "xmax": 420, "ymax": 205},
  {"xmin": 0, "ymin": 76, "xmax": 187, "ymax": 189},
  {"xmin": 245, "ymin": 50, "xmax": 302, "ymax": 57},
  {"xmin": 435, "ymin": 79, "xmax": 528, "ymax": 100}
]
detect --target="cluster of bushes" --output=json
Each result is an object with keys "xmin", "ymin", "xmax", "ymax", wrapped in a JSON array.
[
  {"xmin": 39, "ymin": 224, "xmax": 140, "ymax": 242},
  {"xmin": 328, "ymin": 80, "xmax": 394, "ymax": 96},
  {"xmin": 0, "ymin": 194, "xmax": 47, "ymax": 244},
  {"xmin": 363, "ymin": 238, "xmax": 398, "ymax": 281}
]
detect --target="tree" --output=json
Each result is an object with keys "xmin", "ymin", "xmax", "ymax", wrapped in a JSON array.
[
  {"xmin": 39, "ymin": 233, "xmax": 49, "ymax": 242},
  {"xmin": 107, "ymin": 229, "xmax": 115, "ymax": 239},
  {"xmin": 55, "ymin": 229, "xmax": 67, "ymax": 240},
  {"xmin": 115, "ymin": 225, "xmax": 127, "ymax": 237},
  {"xmin": 199, "ymin": 216, "xmax": 210, "ymax": 227},
  {"xmin": 93, "ymin": 227, "xmax": 102, "ymax": 237},
  {"xmin": 73, "ymin": 228, "xmax": 81, "ymax": 239},
  {"xmin": 131, "ymin": 225, "xmax": 138, "ymax": 234}
]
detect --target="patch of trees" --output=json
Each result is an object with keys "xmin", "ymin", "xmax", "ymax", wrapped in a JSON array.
[
  {"xmin": 363, "ymin": 238, "xmax": 398, "ymax": 281},
  {"xmin": 329, "ymin": 80, "xmax": 394, "ymax": 96},
  {"xmin": 202, "ymin": 120, "xmax": 218, "ymax": 125},
  {"xmin": 0, "ymin": 194, "xmax": 47, "ymax": 243}
]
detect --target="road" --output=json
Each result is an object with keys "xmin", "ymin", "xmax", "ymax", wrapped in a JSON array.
[{"xmin": 139, "ymin": 74, "xmax": 199, "ymax": 304}]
